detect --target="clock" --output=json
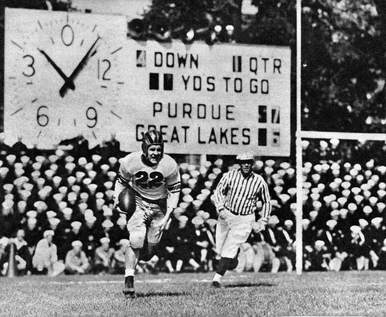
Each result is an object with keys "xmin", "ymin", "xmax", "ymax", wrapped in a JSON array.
[{"xmin": 4, "ymin": 8, "xmax": 127, "ymax": 148}]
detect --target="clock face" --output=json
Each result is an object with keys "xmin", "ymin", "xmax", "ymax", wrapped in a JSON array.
[{"xmin": 4, "ymin": 9, "xmax": 127, "ymax": 147}]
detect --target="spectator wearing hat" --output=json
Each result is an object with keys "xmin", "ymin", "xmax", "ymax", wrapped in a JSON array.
[
  {"xmin": 190, "ymin": 216, "xmax": 213, "ymax": 272},
  {"xmin": 11, "ymin": 136, "xmax": 28, "ymax": 156},
  {"xmin": 276, "ymin": 220, "xmax": 295, "ymax": 272},
  {"xmin": 23, "ymin": 217, "xmax": 41, "ymax": 254},
  {"xmin": 13, "ymin": 229, "xmax": 32, "ymax": 275},
  {"xmin": 262, "ymin": 215, "xmax": 283, "ymax": 273},
  {"xmin": 82, "ymin": 215, "xmax": 101, "ymax": 259},
  {"xmin": 367, "ymin": 217, "xmax": 384, "ymax": 268},
  {"xmin": 0, "ymin": 200, "xmax": 17, "ymax": 238},
  {"xmin": 169, "ymin": 216, "xmax": 199, "ymax": 273},
  {"xmin": 110, "ymin": 217, "xmax": 129, "ymax": 248},
  {"xmin": 306, "ymin": 240, "xmax": 330, "ymax": 271},
  {"xmin": 377, "ymin": 239, "xmax": 386, "ymax": 270},
  {"xmin": 93, "ymin": 237, "xmax": 114, "ymax": 274},
  {"xmin": 111, "ymin": 239, "xmax": 130, "ymax": 274},
  {"xmin": 0, "ymin": 237, "xmax": 10, "ymax": 276},
  {"xmin": 348, "ymin": 225, "xmax": 367, "ymax": 271},
  {"xmin": 32, "ymin": 230, "xmax": 64, "ymax": 276},
  {"xmin": 101, "ymin": 219, "xmax": 114, "ymax": 240},
  {"xmin": 246, "ymin": 222, "xmax": 279, "ymax": 273},
  {"xmin": 60, "ymin": 134, "xmax": 90, "ymax": 159},
  {"xmin": 68, "ymin": 221, "xmax": 83, "ymax": 243},
  {"xmin": 64, "ymin": 240, "xmax": 90, "ymax": 274}
]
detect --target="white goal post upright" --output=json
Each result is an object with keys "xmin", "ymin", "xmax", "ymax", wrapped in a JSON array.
[{"xmin": 295, "ymin": 0, "xmax": 303, "ymax": 275}]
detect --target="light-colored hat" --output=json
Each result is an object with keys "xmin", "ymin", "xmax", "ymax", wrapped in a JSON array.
[
  {"xmin": 43, "ymin": 230, "xmax": 55, "ymax": 238},
  {"xmin": 78, "ymin": 157, "xmax": 87, "ymax": 166},
  {"xmin": 0, "ymin": 237, "xmax": 10, "ymax": 246},
  {"xmin": 268, "ymin": 215, "xmax": 279, "ymax": 225},
  {"xmin": 68, "ymin": 192, "xmax": 77, "ymax": 201},
  {"xmin": 192, "ymin": 216, "xmax": 204, "ymax": 226},
  {"xmin": 315, "ymin": 240, "xmax": 325, "ymax": 247},
  {"xmin": 72, "ymin": 240, "xmax": 83, "ymax": 248},
  {"xmin": 340, "ymin": 209, "xmax": 348, "ymax": 217},
  {"xmin": 284, "ymin": 219, "xmax": 293, "ymax": 227},
  {"xmin": 302, "ymin": 219, "xmax": 310, "ymax": 226},
  {"xmin": 101, "ymin": 164, "xmax": 109, "ymax": 172},
  {"xmin": 92, "ymin": 154, "xmax": 102, "ymax": 163},
  {"xmin": 236, "ymin": 152, "xmax": 254, "ymax": 161},
  {"xmin": 27, "ymin": 218, "xmax": 37, "ymax": 226},
  {"xmin": 350, "ymin": 225, "xmax": 361, "ymax": 234},
  {"xmin": 358, "ymin": 219, "xmax": 369, "ymax": 227},
  {"xmin": 103, "ymin": 206, "xmax": 113, "ymax": 217},
  {"xmin": 85, "ymin": 215, "xmax": 97, "ymax": 224},
  {"xmin": 71, "ymin": 185, "xmax": 81, "ymax": 193},
  {"xmin": 348, "ymin": 203, "xmax": 357, "ymax": 212},
  {"xmin": 102, "ymin": 219, "xmax": 114, "ymax": 228},
  {"xmin": 326, "ymin": 219, "xmax": 337, "ymax": 228},
  {"xmin": 363, "ymin": 206, "xmax": 372, "ymax": 215},
  {"xmin": 178, "ymin": 215, "xmax": 188, "ymax": 223},
  {"xmin": 26, "ymin": 210, "xmax": 37, "ymax": 218},
  {"xmin": 309, "ymin": 210, "xmax": 318, "ymax": 219},
  {"xmin": 63, "ymin": 208, "xmax": 73, "ymax": 216},
  {"xmin": 71, "ymin": 221, "xmax": 82, "ymax": 230},
  {"xmin": 330, "ymin": 210, "xmax": 340, "ymax": 218},
  {"xmin": 119, "ymin": 239, "xmax": 130, "ymax": 247},
  {"xmin": 46, "ymin": 210, "xmax": 57, "ymax": 219},
  {"xmin": 104, "ymin": 181, "xmax": 113, "ymax": 190},
  {"xmin": 100, "ymin": 237, "xmax": 110, "ymax": 244},
  {"xmin": 371, "ymin": 217, "xmax": 383, "ymax": 226},
  {"xmin": 206, "ymin": 218, "xmax": 217, "ymax": 227},
  {"xmin": 48, "ymin": 218, "xmax": 60, "ymax": 227},
  {"xmin": 58, "ymin": 201, "xmax": 67, "ymax": 210},
  {"xmin": 117, "ymin": 217, "xmax": 127, "ymax": 226}
]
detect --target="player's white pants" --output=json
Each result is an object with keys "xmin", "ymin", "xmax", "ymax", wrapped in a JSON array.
[{"xmin": 216, "ymin": 209, "xmax": 255, "ymax": 258}]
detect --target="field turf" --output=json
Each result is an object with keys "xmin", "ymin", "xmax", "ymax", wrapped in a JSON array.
[{"xmin": 0, "ymin": 271, "xmax": 385, "ymax": 316}]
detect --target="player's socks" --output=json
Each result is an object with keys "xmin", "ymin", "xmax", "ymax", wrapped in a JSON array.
[
  {"xmin": 213, "ymin": 273, "xmax": 222, "ymax": 283},
  {"xmin": 125, "ymin": 268, "xmax": 135, "ymax": 277},
  {"xmin": 123, "ymin": 269, "xmax": 135, "ymax": 298},
  {"xmin": 211, "ymin": 273, "xmax": 223, "ymax": 288}
]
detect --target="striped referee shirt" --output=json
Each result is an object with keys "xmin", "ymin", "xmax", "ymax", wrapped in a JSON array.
[{"xmin": 213, "ymin": 169, "xmax": 271, "ymax": 218}]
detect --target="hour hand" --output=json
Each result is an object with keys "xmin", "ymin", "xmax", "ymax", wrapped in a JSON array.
[{"xmin": 38, "ymin": 48, "xmax": 75, "ymax": 90}]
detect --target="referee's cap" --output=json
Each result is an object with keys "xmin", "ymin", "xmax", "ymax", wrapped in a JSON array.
[{"xmin": 236, "ymin": 152, "xmax": 254, "ymax": 162}]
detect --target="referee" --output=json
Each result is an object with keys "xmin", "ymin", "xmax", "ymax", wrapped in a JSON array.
[{"xmin": 211, "ymin": 152, "xmax": 272, "ymax": 287}]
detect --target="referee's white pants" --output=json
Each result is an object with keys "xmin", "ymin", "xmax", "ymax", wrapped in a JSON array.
[{"xmin": 216, "ymin": 209, "xmax": 255, "ymax": 258}]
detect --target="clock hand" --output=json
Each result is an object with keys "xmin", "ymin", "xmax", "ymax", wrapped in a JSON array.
[
  {"xmin": 59, "ymin": 36, "xmax": 101, "ymax": 98},
  {"xmin": 38, "ymin": 48, "xmax": 75, "ymax": 90}
]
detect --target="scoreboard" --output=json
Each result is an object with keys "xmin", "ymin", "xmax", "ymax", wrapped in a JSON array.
[{"xmin": 4, "ymin": 8, "xmax": 291, "ymax": 156}]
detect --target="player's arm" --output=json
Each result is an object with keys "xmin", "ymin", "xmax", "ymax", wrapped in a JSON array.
[
  {"xmin": 113, "ymin": 156, "xmax": 133, "ymax": 207},
  {"xmin": 259, "ymin": 180, "xmax": 272, "ymax": 223},
  {"xmin": 165, "ymin": 163, "xmax": 181, "ymax": 221},
  {"xmin": 213, "ymin": 172, "xmax": 230, "ymax": 213},
  {"xmin": 254, "ymin": 179, "xmax": 272, "ymax": 231}
]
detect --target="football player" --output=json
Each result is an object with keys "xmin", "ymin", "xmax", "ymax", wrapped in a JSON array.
[{"xmin": 113, "ymin": 129, "xmax": 181, "ymax": 298}]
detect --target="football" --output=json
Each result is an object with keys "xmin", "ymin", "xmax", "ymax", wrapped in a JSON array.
[{"xmin": 118, "ymin": 187, "xmax": 137, "ymax": 218}]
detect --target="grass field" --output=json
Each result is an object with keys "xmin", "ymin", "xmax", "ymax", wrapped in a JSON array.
[{"xmin": 0, "ymin": 271, "xmax": 385, "ymax": 316}]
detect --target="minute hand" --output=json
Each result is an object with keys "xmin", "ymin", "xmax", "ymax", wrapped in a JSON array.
[
  {"xmin": 59, "ymin": 36, "xmax": 100, "ymax": 97},
  {"xmin": 38, "ymin": 48, "xmax": 75, "ymax": 90}
]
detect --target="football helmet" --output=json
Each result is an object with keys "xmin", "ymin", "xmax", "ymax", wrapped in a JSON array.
[{"xmin": 141, "ymin": 129, "xmax": 164, "ymax": 162}]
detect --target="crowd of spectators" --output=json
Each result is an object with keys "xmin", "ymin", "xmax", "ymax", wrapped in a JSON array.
[{"xmin": 0, "ymin": 133, "xmax": 386, "ymax": 276}]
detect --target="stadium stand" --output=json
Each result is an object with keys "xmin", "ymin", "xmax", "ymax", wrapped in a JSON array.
[{"xmin": 0, "ymin": 133, "xmax": 385, "ymax": 276}]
